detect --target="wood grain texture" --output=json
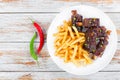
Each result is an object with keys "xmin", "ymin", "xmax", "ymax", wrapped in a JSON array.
[
  {"xmin": 0, "ymin": 72, "xmax": 120, "ymax": 80},
  {"xmin": 0, "ymin": 42, "xmax": 119, "ymax": 72},
  {"xmin": 0, "ymin": 13, "xmax": 119, "ymax": 42},
  {"xmin": 0, "ymin": 0, "xmax": 119, "ymax": 12},
  {"xmin": 0, "ymin": 0, "xmax": 119, "ymax": 79},
  {"xmin": 0, "ymin": 13, "xmax": 119, "ymax": 72}
]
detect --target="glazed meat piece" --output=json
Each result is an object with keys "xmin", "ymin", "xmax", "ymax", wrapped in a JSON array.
[
  {"xmin": 71, "ymin": 10, "xmax": 111, "ymax": 57},
  {"xmin": 94, "ymin": 38, "xmax": 108, "ymax": 56},
  {"xmin": 71, "ymin": 10, "xmax": 83, "ymax": 22},
  {"xmin": 83, "ymin": 18, "xmax": 100, "ymax": 27},
  {"xmin": 72, "ymin": 14, "xmax": 82, "ymax": 22},
  {"xmin": 83, "ymin": 26, "xmax": 110, "ymax": 56},
  {"xmin": 71, "ymin": 14, "xmax": 83, "ymax": 27},
  {"xmin": 71, "ymin": 10, "xmax": 77, "ymax": 15},
  {"xmin": 99, "ymin": 26, "xmax": 108, "ymax": 37},
  {"xmin": 71, "ymin": 10, "xmax": 83, "ymax": 28},
  {"xmin": 94, "ymin": 46, "xmax": 105, "ymax": 56},
  {"xmin": 75, "ymin": 27, "xmax": 82, "ymax": 32},
  {"xmin": 83, "ymin": 27, "xmax": 98, "ymax": 53},
  {"xmin": 81, "ymin": 27, "xmax": 88, "ymax": 32}
]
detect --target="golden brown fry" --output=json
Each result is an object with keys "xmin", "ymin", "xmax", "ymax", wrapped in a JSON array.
[
  {"xmin": 68, "ymin": 27, "xmax": 75, "ymax": 39},
  {"xmin": 72, "ymin": 26, "xmax": 79, "ymax": 38},
  {"xmin": 53, "ymin": 32, "xmax": 66, "ymax": 36},
  {"xmin": 78, "ymin": 46, "xmax": 83, "ymax": 59},
  {"xmin": 59, "ymin": 49, "xmax": 66, "ymax": 54},
  {"xmin": 64, "ymin": 49, "xmax": 69, "ymax": 62},
  {"xmin": 56, "ymin": 38, "xmax": 71, "ymax": 52},
  {"xmin": 72, "ymin": 45, "xmax": 78, "ymax": 60},
  {"xmin": 54, "ymin": 20, "xmax": 93, "ymax": 67},
  {"xmin": 62, "ymin": 29, "xmax": 68, "ymax": 44},
  {"xmin": 67, "ymin": 20, "xmax": 72, "ymax": 26},
  {"xmin": 63, "ymin": 39, "xmax": 74, "ymax": 49},
  {"xmin": 59, "ymin": 54, "xmax": 65, "ymax": 57},
  {"xmin": 55, "ymin": 41, "xmax": 61, "ymax": 46},
  {"xmin": 57, "ymin": 26, "xmax": 65, "ymax": 32},
  {"xmin": 79, "ymin": 32, "xmax": 85, "ymax": 36},
  {"xmin": 83, "ymin": 54, "xmax": 92, "ymax": 64},
  {"xmin": 54, "ymin": 38, "xmax": 63, "ymax": 45},
  {"xmin": 70, "ymin": 37, "xmax": 85, "ymax": 45}
]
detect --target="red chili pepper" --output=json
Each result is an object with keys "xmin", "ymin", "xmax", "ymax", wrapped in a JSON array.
[{"xmin": 30, "ymin": 19, "xmax": 44, "ymax": 54}]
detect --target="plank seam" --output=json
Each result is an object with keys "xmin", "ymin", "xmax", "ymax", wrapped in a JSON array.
[
  {"xmin": 0, "ymin": 12, "xmax": 119, "ymax": 14},
  {"xmin": 0, "ymin": 71, "xmax": 119, "ymax": 72}
]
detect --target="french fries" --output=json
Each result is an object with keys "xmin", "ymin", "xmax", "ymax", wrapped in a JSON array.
[{"xmin": 53, "ymin": 20, "xmax": 92, "ymax": 67}]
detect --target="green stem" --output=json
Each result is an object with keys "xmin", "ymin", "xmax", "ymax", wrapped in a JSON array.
[
  {"xmin": 36, "ymin": 60, "xmax": 40, "ymax": 67},
  {"xmin": 28, "ymin": 17, "xmax": 34, "ymax": 24}
]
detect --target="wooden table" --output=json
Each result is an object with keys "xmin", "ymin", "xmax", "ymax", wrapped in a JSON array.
[{"xmin": 0, "ymin": 0, "xmax": 120, "ymax": 80}]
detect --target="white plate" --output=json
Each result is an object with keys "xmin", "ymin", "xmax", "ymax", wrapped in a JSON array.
[{"xmin": 47, "ymin": 5, "xmax": 117, "ymax": 75}]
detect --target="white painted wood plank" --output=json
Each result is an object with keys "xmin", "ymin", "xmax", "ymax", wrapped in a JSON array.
[
  {"xmin": 0, "ymin": 72, "xmax": 119, "ymax": 80},
  {"xmin": 0, "ymin": 14, "xmax": 53, "ymax": 42},
  {"xmin": 0, "ymin": 13, "xmax": 119, "ymax": 42},
  {"xmin": 0, "ymin": 43, "xmax": 119, "ymax": 71},
  {"xmin": 0, "ymin": 0, "xmax": 119, "ymax": 12},
  {"xmin": 81, "ymin": 0, "xmax": 120, "ymax": 12}
]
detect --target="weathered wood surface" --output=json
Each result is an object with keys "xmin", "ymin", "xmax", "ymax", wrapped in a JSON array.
[
  {"xmin": 0, "ymin": 13, "xmax": 120, "ymax": 42},
  {"xmin": 0, "ymin": 0, "xmax": 119, "ymax": 12},
  {"xmin": 0, "ymin": 72, "xmax": 120, "ymax": 80},
  {"xmin": 0, "ymin": 15, "xmax": 119, "ymax": 79},
  {"xmin": 0, "ymin": 13, "xmax": 119, "ymax": 72},
  {"xmin": 0, "ymin": 0, "xmax": 119, "ymax": 80},
  {"xmin": 0, "ymin": 42, "xmax": 120, "ymax": 72}
]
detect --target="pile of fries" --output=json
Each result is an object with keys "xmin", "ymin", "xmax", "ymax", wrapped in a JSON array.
[{"xmin": 53, "ymin": 20, "xmax": 92, "ymax": 67}]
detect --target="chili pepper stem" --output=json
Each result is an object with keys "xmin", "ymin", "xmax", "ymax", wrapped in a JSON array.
[
  {"xmin": 36, "ymin": 60, "xmax": 40, "ymax": 67},
  {"xmin": 28, "ymin": 17, "xmax": 34, "ymax": 24}
]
